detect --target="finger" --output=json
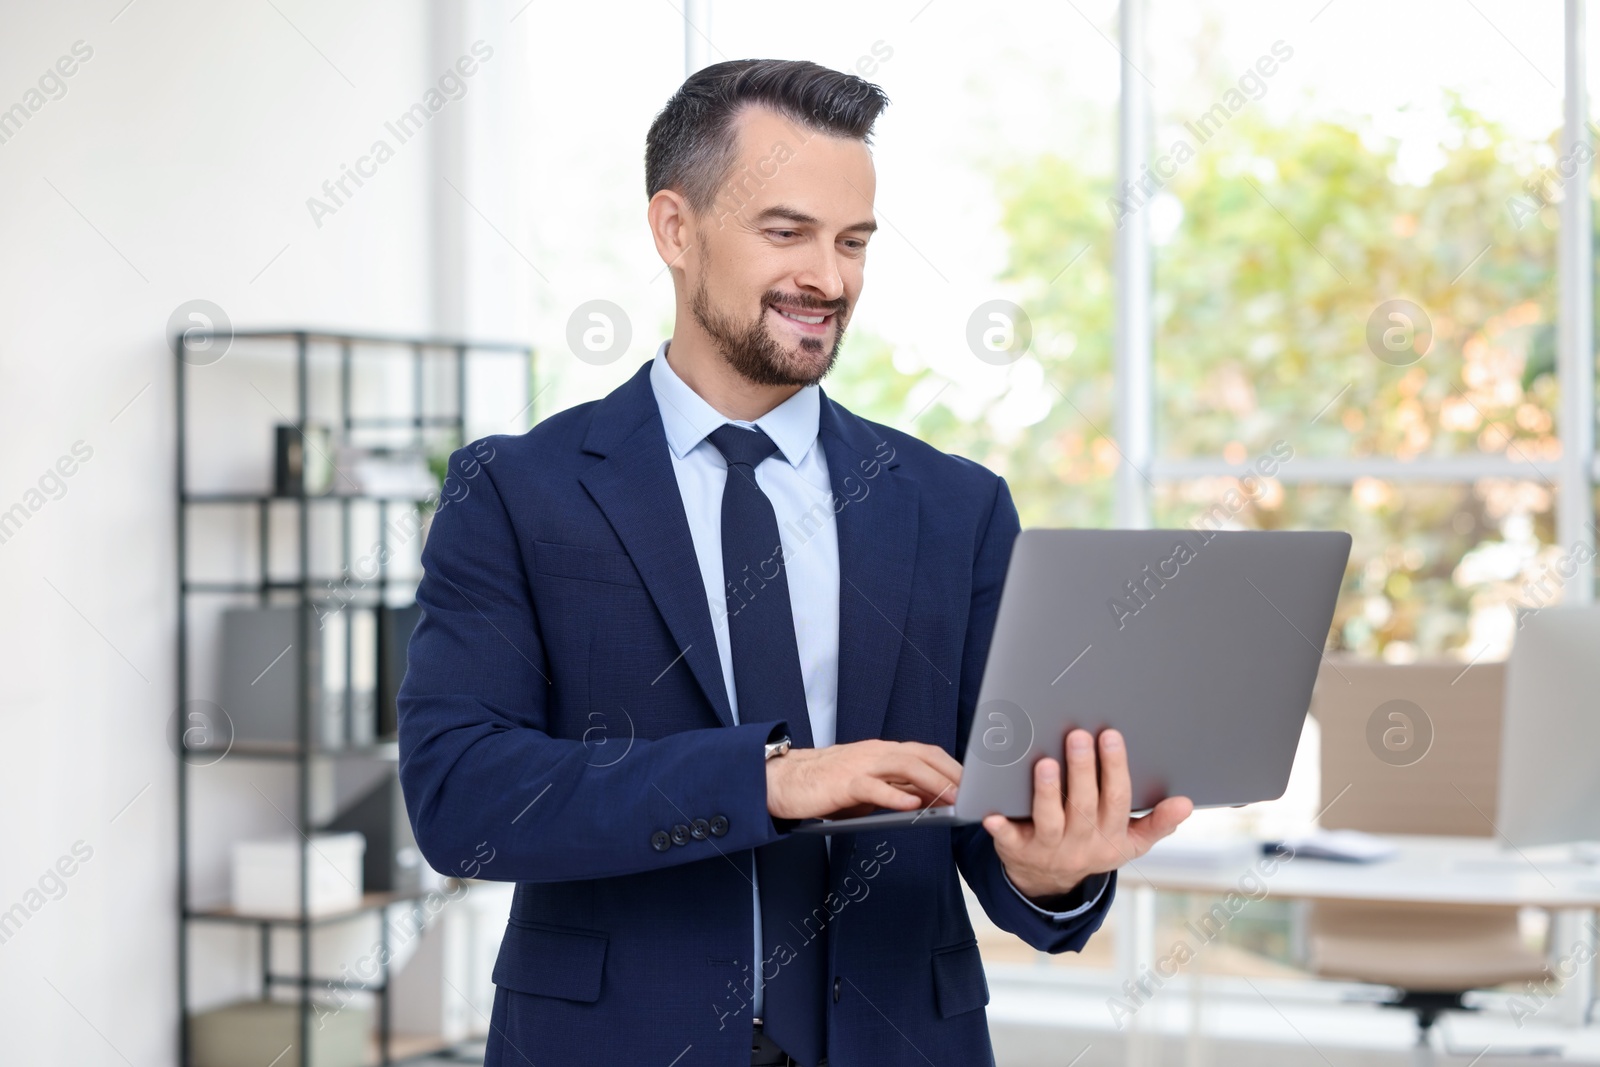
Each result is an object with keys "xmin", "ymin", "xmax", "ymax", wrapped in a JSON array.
[
  {"xmin": 1127, "ymin": 796, "xmax": 1194, "ymax": 854},
  {"xmin": 1096, "ymin": 729, "xmax": 1133, "ymax": 833},
  {"xmin": 857, "ymin": 778, "xmax": 928, "ymax": 811},
  {"xmin": 902, "ymin": 741, "xmax": 965, "ymax": 785},
  {"xmin": 1029, "ymin": 757, "xmax": 1065, "ymax": 841},
  {"xmin": 1062, "ymin": 729, "xmax": 1099, "ymax": 825},
  {"xmin": 878, "ymin": 751, "xmax": 962, "ymax": 804},
  {"xmin": 982, "ymin": 813, "xmax": 1027, "ymax": 853}
]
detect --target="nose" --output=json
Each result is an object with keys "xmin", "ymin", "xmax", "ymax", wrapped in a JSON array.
[{"xmin": 792, "ymin": 242, "xmax": 845, "ymax": 305}]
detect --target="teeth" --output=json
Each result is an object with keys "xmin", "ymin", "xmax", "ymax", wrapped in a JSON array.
[{"xmin": 777, "ymin": 309, "xmax": 826, "ymax": 325}]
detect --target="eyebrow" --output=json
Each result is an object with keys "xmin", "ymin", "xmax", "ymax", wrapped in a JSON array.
[{"xmin": 752, "ymin": 205, "xmax": 878, "ymax": 234}]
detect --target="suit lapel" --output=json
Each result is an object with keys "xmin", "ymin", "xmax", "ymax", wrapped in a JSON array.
[
  {"xmin": 819, "ymin": 394, "xmax": 919, "ymax": 746},
  {"xmin": 578, "ymin": 363, "xmax": 735, "ymax": 728}
]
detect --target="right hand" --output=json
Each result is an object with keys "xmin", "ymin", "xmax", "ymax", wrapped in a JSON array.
[{"xmin": 765, "ymin": 739, "xmax": 963, "ymax": 822}]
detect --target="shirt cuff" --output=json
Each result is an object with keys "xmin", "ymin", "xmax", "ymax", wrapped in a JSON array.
[{"xmin": 1002, "ymin": 868, "xmax": 1111, "ymax": 921}]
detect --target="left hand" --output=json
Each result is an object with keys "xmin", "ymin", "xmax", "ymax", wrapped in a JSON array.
[{"xmin": 984, "ymin": 727, "xmax": 1193, "ymax": 902}]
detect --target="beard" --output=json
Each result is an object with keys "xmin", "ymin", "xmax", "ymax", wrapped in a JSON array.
[{"xmin": 689, "ymin": 271, "xmax": 849, "ymax": 389}]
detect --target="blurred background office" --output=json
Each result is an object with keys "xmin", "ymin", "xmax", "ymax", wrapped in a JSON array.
[{"xmin": 2, "ymin": 0, "xmax": 1600, "ymax": 1064}]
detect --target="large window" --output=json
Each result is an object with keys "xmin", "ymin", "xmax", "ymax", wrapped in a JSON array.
[{"xmin": 1136, "ymin": 0, "xmax": 1589, "ymax": 662}]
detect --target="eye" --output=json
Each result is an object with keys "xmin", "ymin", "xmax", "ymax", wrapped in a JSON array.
[{"xmin": 767, "ymin": 228, "xmax": 801, "ymax": 240}]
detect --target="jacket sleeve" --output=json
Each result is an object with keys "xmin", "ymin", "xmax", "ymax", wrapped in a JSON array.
[
  {"xmin": 949, "ymin": 474, "xmax": 1117, "ymax": 953},
  {"xmin": 397, "ymin": 444, "xmax": 785, "ymax": 884}
]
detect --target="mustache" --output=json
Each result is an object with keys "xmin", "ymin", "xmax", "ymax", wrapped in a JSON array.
[{"xmin": 763, "ymin": 291, "xmax": 848, "ymax": 315}]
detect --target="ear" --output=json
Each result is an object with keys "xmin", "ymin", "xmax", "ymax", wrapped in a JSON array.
[{"xmin": 647, "ymin": 189, "xmax": 696, "ymax": 280}]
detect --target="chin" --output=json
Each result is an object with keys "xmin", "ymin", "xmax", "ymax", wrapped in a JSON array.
[
  {"xmin": 785, "ymin": 338, "xmax": 835, "ymax": 379},
  {"xmin": 753, "ymin": 332, "xmax": 838, "ymax": 388}
]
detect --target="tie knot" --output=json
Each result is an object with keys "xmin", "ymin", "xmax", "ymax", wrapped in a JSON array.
[{"xmin": 707, "ymin": 424, "xmax": 780, "ymax": 470}]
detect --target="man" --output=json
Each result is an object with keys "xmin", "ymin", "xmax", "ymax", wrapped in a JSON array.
[{"xmin": 398, "ymin": 59, "xmax": 1192, "ymax": 1067}]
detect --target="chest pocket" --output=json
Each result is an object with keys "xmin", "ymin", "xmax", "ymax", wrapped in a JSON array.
[{"xmin": 533, "ymin": 539, "xmax": 643, "ymax": 588}]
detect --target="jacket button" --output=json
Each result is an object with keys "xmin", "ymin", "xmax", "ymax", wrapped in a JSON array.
[
  {"xmin": 650, "ymin": 830, "xmax": 671, "ymax": 853},
  {"xmin": 690, "ymin": 818, "xmax": 710, "ymax": 840},
  {"xmin": 833, "ymin": 976, "xmax": 842, "ymax": 1003},
  {"xmin": 671, "ymin": 823, "xmax": 691, "ymax": 846},
  {"xmin": 709, "ymin": 815, "xmax": 729, "ymax": 837}
]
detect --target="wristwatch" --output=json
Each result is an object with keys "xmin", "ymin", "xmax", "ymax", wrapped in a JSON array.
[{"xmin": 763, "ymin": 735, "xmax": 792, "ymax": 761}]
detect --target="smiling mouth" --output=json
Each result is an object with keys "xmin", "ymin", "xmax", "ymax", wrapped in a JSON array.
[{"xmin": 769, "ymin": 304, "xmax": 839, "ymax": 335}]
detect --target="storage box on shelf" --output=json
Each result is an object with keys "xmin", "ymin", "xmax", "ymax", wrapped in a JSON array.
[{"xmin": 232, "ymin": 833, "xmax": 366, "ymax": 919}]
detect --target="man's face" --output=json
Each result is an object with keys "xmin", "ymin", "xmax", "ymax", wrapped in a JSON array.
[{"xmin": 685, "ymin": 106, "xmax": 877, "ymax": 388}]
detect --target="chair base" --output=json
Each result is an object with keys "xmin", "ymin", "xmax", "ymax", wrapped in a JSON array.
[{"xmin": 1379, "ymin": 991, "xmax": 1473, "ymax": 1046}]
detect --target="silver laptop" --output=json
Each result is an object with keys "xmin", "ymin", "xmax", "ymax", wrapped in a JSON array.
[
  {"xmin": 794, "ymin": 528, "xmax": 1352, "ymax": 834},
  {"xmin": 1496, "ymin": 605, "xmax": 1600, "ymax": 847}
]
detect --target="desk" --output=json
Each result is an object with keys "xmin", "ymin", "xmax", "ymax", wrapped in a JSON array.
[{"xmin": 1119, "ymin": 834, "xmax": 1600, "ymax": 1027}]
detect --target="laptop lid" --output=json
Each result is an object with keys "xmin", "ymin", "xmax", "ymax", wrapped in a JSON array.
[{"xmin": 953, "ymin": 528, "xmax": 1351, "ymax": 820}]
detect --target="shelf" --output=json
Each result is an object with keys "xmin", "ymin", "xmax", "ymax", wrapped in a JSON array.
[
  {"xmin": 265, "ymin": 973, "xmax": 384, "ymax": 993},
  {"xmin": 344, "ymin": 416, "xmax": 464, "ymax": 428},
  {"xmin": 182, "ymin": 491, "xmax": 439, "ymax": 506},
  {"xmin": 189, "ymin": 327, "xmax": 530, "ymax": 352},
  {"xmin": 183, "ymin": 739, "xmax": 400, "ymax": 764},
  {"xmin": 187, "ymin": 888, "xmax": 454, "ymax": 927},
  {"xmin": 177, "ymin": 328, "xmax": 532, "ymax": 1067},
  {"xmin": 179, "ymin": 581, "xmax": 418, "ymax": 599},
  {"xmin": 184, "ymin": 740, "xmax": 399, "ymax": 762},
  {"xmin": 181, "ymin": 580, "xmax": 305, "ymax": 594}
]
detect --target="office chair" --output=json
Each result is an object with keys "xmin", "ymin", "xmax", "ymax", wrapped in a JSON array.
[{"xmin": 1305, "ymin": 658, "xmax": 1549, "ymax": 1047}]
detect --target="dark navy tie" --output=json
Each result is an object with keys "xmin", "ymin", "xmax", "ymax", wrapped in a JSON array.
[{"xmin": 707, "ymin": 424, "xmax": 829, "ymax": 1067}]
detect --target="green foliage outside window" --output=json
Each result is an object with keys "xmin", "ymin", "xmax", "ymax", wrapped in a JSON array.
[{"xmin": 830, "ymin": 95, "xmax": 1586, "ymax": 661}]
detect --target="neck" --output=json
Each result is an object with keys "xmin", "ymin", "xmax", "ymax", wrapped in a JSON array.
[{"xmin": 664, "ymin": 324, "xmax": 801, "ymax": 423}]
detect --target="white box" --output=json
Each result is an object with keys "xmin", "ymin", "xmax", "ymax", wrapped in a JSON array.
[
  {"xmin": 190, "ymin": 1000, "xmax": 370, "ymax": 1067},
  {"xmin": 231, "ymin": 833, "xmax": 365, "ymax": 918}
]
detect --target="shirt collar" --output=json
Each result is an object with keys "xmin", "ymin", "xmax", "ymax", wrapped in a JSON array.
[{"xmin": 649, "ymin": 340, "xmax": 820, "ymax": 468}]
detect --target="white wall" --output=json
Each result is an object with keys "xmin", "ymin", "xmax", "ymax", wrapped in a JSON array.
[{"xmin": 0, "ymin": 1, "xmax": 530, "ymax": 1062}]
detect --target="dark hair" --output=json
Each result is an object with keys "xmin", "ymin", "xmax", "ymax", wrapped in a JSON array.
[{"xmin": 645, "ymin": 59, "xmax": 889, "ymax": 212}]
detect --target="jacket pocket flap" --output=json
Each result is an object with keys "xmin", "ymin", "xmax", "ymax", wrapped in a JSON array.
[
  {"xmin": 492, "ymin": 920, "xmax": 608, "ymax": 1003},
  {"xmin": 931, "ymin": 938, "xmax": 989, "ymax": 1019},
  {"xmin": 532, "ymin": 540, "xmax": 641, "ymax": 588}
]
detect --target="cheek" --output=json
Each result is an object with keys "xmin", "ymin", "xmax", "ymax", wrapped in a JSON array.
[
  {"xmin": 706, "ymin": 247, "xmax": 781, "ymax": 303},
  {"xmin": 842, "ymin": 258, "xmax": 866, "ymax": 296}
]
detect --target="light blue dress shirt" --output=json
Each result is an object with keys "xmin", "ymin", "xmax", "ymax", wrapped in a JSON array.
[{"xmin": 647, "ymin": 342, "xmax": 1105, "ymax": 1017}]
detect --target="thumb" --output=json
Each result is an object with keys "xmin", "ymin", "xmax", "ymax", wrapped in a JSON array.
[
  {"xmin": 1128, "ymin": 796, "xmax": 1193, "ymax": 853},
  {"xmin": 983, "ymin": 813, "xmax": 1026, "ymax": 853}
]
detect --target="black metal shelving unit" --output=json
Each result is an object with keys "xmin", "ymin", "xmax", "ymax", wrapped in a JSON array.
[{"xmin": 175, "ymin": 329, "xmax": 534, "ymax": 1067}]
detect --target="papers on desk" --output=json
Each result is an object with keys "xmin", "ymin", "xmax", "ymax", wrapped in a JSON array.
[{"xmin": 1265, "ymin": 828, "xmax": 1398, "ymax": 863}]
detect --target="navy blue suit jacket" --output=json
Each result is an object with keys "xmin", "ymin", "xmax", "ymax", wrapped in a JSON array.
[{"xmin": 397, "ymin": 359, "xmax": 1115, "ymax": 1066}]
